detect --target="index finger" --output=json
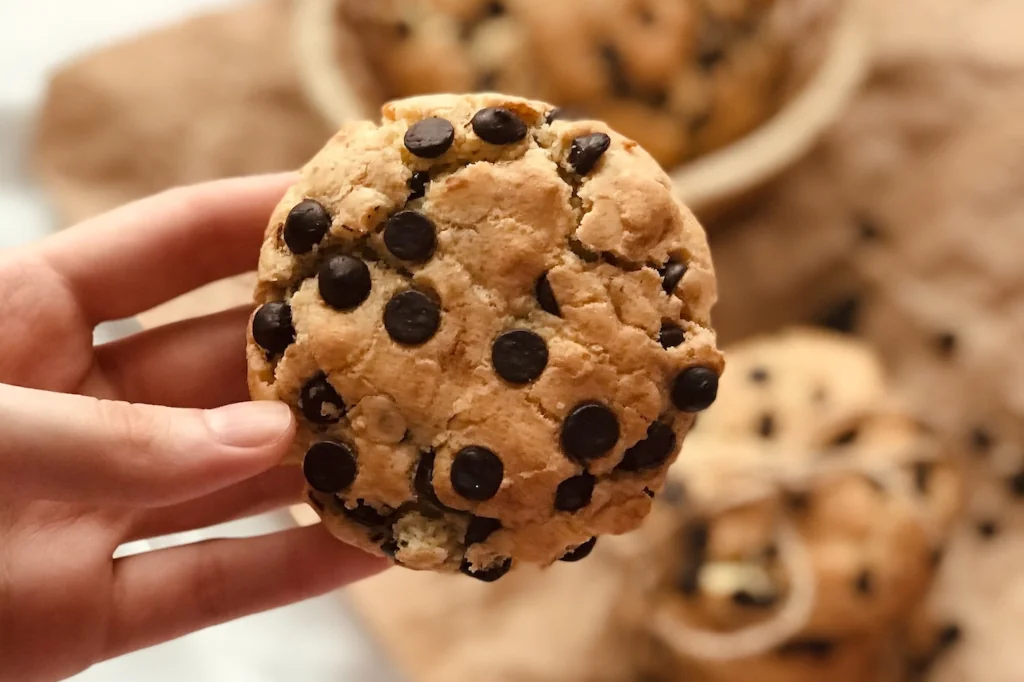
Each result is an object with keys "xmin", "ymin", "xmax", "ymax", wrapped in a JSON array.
[{"xmin": 38, "ymin": 173, "xmax": 296, "ymax": 325}]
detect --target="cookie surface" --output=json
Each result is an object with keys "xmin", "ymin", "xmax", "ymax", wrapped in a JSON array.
[{"xmin": 248, "ymin": 93, "xmax": 722, "ymax": 577}]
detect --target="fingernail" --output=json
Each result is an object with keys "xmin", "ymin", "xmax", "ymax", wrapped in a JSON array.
[{"xmin": 205, "ymin": 401, "xmax": 294, "ymax": 448}]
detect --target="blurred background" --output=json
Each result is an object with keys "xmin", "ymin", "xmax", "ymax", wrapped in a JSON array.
[{"xmin": 2, "ymin": 0, "xmax": 1023, "ymax": 680}]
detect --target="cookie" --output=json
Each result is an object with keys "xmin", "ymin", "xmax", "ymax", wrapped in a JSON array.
[
  {"xmin": 247, "ymin": 93, "xmax": 723, "ymax": 578},
  {"xmin": 336, "ymin": 0, "xmax": 824, "ymax": 168}
]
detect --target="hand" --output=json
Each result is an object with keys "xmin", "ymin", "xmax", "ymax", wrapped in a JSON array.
[{"xmin": 0, "ymin": 175, "xmax": 384, "ymax": 682}]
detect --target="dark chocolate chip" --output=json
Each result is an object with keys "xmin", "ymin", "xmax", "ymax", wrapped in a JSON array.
[
  {"xmin": 617, "ymin": 421, "xmax": 677, "ymax": 473},
  {"xmin": 644, "ymin": 89, "xmax": 669, "ymax": 109},
  {"xmin": 600, "ymin": 44, "xmax": 632, "ymax": 97},
  {"xmin": 671, "ymin": 366, "xmax": 720, "ymax": 412},
  {"xmin": 763, "ymin": 544, "xmax": 780, "ymax": 561},
  {"xmin": 491, "ymin": 329, "xmax": 549, "ymax": 385},
  {"xmin": 935, "ymin": 332, "xmax": 958, "ymax": 357},
  {"xmin": 757, "ymin": 413, "xmax": 776, "ymax": 439},
  {"xmin": 913, "ymin": 461, "xmax": 934, "ymax": 495},
  {"xmin": 414, "ymin": 450, "xmax": 444, "ymax": 508},
  {"xmin": 561, "ymin": 402, "xmax": 621, "ymax": 461},
  {"xmin": 465, "ymin": 516, "xmax": 502, "ymax": 545},
  {"xmin": 303, "ymin": 441, "xmax": 357, "ymax": 494},
  {"xmin": 460, "ymin": 557, "xmax": 513, "ymax": 582},
  {"xmin": 660, "ymin": 261, "xmax": 688, "ymax": 294},
  {"xmin": 484, "ymin": 0, "xmax": 506, "ymax": 16},
  {"xmin": 568, "ymin": 132, "xmax": 612, "ymax": 175},
  {"xmin": 451, "ymin": 446, "xmax": 504, "ymax": 500},
  {"xmin": 776, "ymin": 638, "xmax": 836, "ymax": 659},
  {"xmin": 471, "ymin": 107, "xmax": 528, "ymax": 145},
  {"xmin": 555, "ymin": 473, "xmax": 597, "ymax": 512},
  {"xmin": 545, "ymin": 108, "xmax": 563, "ymax": 124},
  {"xmin": 535, "ymin": 272, "xmax": 561, "ymax": 316},
  {"xmin": 643, "ymin": 487, "xmax": 656, "ymax": 498},
  {"xmin": 732, "ymin": 589, "xmax": 778, "ymax": 608},
  {"xmin": 383, "ymin": 210, "xmax": 437, "ymax": 263},
  {"xmin": 252, "ymin": 301, "xmax": 295, "ymax": 355},
  {"xmin": 404, "ymin": 117, "xmax": 456, "ymax": 158},
  {"xmin": 283, "ymin": 200, "xmax": 331, "ymax": 254},
  {"xmin": 696, "ymin": 17, "xmax": 728, "ymax": 71},
  {"xmin": 969, "ymin": 426, "xmax": 994, "ymax": 455},
  {"xmin": 854, "ymin": 569, "xmax": 874, "ymax": 596},
  {"xmin": 384, "ymin": 290, "xmax": 441, "ymax": 345},
  {"xmin": 395, "ymin": 21, "xmax": 411, "ymax": 39},
  {"xmin": 749, "ymin": 367, "xmax": 770, "ymax": 383},
  {"xmin": 407, "ymin": 170, "xmax": 431, "ymax": 201},
  {"xmin": 930, "ymin": 546, "xmax": 945, "ymax": 568},
  {"xmin": 1007, "ymin": 470, "xmax": 1024, "ymax": 498},
  {"xmin": 816, "ymin": 295, "xmax": 861, "ymax": 334},
  {"xmin": 937, "ymin": 623, "xmax": 962, "ymax": 650},
  {"xmin": 976, "ymin": 519, "xmax": 1000, "ymax": 540},
  {"xmin": 855, "ymin": 213, "xmax": 883, "ymax": 242},
  {"xmin": 830, "ymin": 427, "xmax": 860, "ymax": 447},
  {"xmin": 299, "ymin": 372, "xmax": 346, "ymax": 424},
  {"xmin": 560, "ymin": 537, "xmax": 598, "ymax": 562},
  {"xmin": 786, "ymin": 491, "xmax": 811, "ymax": 512},
  {"xmin": 343, "ymin": 500, "xmax": 389, "ymax": 527},
  {"xmin": 380, "ymin": 538, "xmax": 399, "ymax": 558},
  {"xmin": 659, "ymin": 322, "xmax": 685, "ymax": 349},
  {"xmin": 319, "ymin": 254, "xmax": 372, "ymax": 311}
]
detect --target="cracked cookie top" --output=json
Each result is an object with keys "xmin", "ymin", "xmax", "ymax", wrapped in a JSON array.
[{"xmin": 247, "ymin": 93, "xmax": 722, "ymax": 578}]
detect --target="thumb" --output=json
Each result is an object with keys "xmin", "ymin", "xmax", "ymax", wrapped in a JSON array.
[{"xmin": 0, "ymin": 383, "xmax": 295, "ymax": 507}]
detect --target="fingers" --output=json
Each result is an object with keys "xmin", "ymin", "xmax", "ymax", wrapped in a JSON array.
[
  {"xmin": 105, "ymin": 525, "xmax": 386, "ymax": 659},
  {"xmin": 39, "ymin": 173, "xmax": 295, "ymax": 325},
  {"xmin": 0, "ymin": 383, "xmax": 295, "ymax": 506},
  {"xmin": 125, "ymin": 466, "xmax": 305, "ymax": 543},
  {"xmin": 93, "ymin": 306, "xmax": 254, "ymax": 409}
]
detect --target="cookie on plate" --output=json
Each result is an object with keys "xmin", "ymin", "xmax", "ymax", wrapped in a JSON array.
[{"xmin": 247, "ymin": 93, "xmax": 723, "ymax": 579}]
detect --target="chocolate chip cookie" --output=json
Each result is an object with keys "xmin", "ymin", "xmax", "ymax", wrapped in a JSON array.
[
  {"xmin": 247, "ymin": 93, "xmax": 722, "ymax": 579},
  {"xmin": 336, "ymin": 0, "xmax": 819, "ymax": 168}
]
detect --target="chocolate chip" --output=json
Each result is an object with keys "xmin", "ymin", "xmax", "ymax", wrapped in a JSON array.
[
  {"xmin": 690, "ymin": 109, "xmax": 712, "ymax": 133},
  {"xmin": 976, "ymin": 519, "xmax": 1000, "ymax": 539},
  {"xmin": 937, "ymin": 623, "xmax": 962, "ymax": 650},
  {"xmin": 855, "ymin": 213, "xmax": 883, "ymax": 242},
  {"xmin": 676, "ymin": 520, "xmax": 709, "ymax": 595},
  {"xmin": 970, "ymin": 426, "xmax": 994, "ymax": 455},
  {"xmin": 383, "ymin": 210, "xmax": 437, "ymax": 263},
  {"xmin": 384, "ymin": 290, "xmax": 441, "ymax": 345},
  {"xmin": 395, "ymin": 21, "xmax": 411, "ymax": 39},
  {"xmin": 749, "ymin": 367, "xmax": 769, "ymax": 383},
  {"xmin": 283, "ymin": 200, "xmax": 331, "ymax": 254},
  {"xmin": 1007, "ymin": 470, "xmax": 1024, "ymax": 498},
  {"xmin": 695, "ymin": 20, "xmax": 727, "ymax": 71},
  {"xmin": 732, "ymin": 590, "xmax": 778, "ymax": 608},
  {"xmin": 568, "ymin": 132, "xmax": 612, "ymax": 175},
  {"xmin": 252, "ymin": 301, "xmax": 295, "ymax": 355},
  {"xmin": 659, "ymin": 322, "xmax": 685, "ymax": 349},
  {"xmin": 776, "ymin": 638, "xmax": 836, "ymax": 659},
  {"xmin": 380, "ymin": 538, "xmax": 399, "ymax": 558},
  {"xmin": 600, "ymin": 44, "xmax": 632, "ymax": 97},
  {"xmin": 319, "ymin": 255, "xmax": 372, "ymax": 311},
  {"xmin": 465, "ymin": 516, "xmax": 502, "ymax": 545},
  {"xmin": 560, "ymin": 537, "xmax": 598, "ymax": 562},
  {"xmin": 671, "ymin": 367, "xmax": 719, "ymax": 412},
  {"xmin": 405, "ymin": 117, "xmax": 456, "ymax": 158},
  {"xmin": 471, "ymin": 107, "xmax": 528, "ymax": 145},
  {"xmin": 535, "ymin": 272, "xmax": 561, "ymax": 316},
  {"xmin": 758, "ymin": 413, "xmax": 776, "ymax": 439},
  {"xmin": 561, "ymin": 402, "xmax": 621, "ymax": 461},
  {"xmin": 343, "ymin": 500, "xmax": 389, "ymax": 527},
  {"xmin": 484, "ymin": 0, "xmax": 506, "ymax": 16},
  {"xmin": 461, "ymin": 557, "xmax": 513, "ymax": 582},
  {"xmin": 854, "ymin": 569, "xmax": 874, "ymax": 596},
  {"xmin": 545, "ymin": 108, "xmax": 563, "ymax": 124},
  {"xmin": 451, "ymin": 446, "xmax": 504, "ymax": 500},
  {"xmin": 830, "ymin": 427, "xmax": 859, "ymax": 447},
  {"xmin": 930, "ymin": 546, "xmax": 946, "ymax": 567},
  {"xmin": 414, "ymin": 450, "xmax": 444, "ymax": 508},
  {"xmin": 660, "ymin": 261, "xmax": 688, "ymax": 294},
  {"xmin": 407, "ymin": 171, "xmax": 431, "ymax": 201},
  {"xmin": 475, "ymin": 70, "xmax": 499, "ymax": 91},
  {"xmin": 935, "ymin": 332, "xmax": 958, "ymax": 357},
  {"xmin": 816, "ymin": 295, "xmax": 861, "ymax": 334},
  {"xmin": 786, "ymin": 491, "xmax": 811, "ymax": 512},
  {"xmin": 303, "ymin": 441, "xmax": 357, "ymax": 494},
  {"xmin": 555, "ymin": 473, "xmax": 597, "ymax": 512},
  {"xmin": 913, "ymin": 461, "xmax": 934, "ymax": 495},
  {"xmin": 299, "ymin": 372, "xmax": 346, "ymax": 424},
  {"xmin": 617, "ymin": 421, "xmax": 677, "ymax": 473},
  {"xmin": 643, "ymin": 487, "xmax": 655, "ymax": 498},
  {"xmin": 492, "ymin": 329, "xmax": 548, "ymax": 385}
]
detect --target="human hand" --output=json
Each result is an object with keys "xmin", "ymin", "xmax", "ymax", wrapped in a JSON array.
[{"xmin": 0, "ymin": 175, "xmax": 385, "ymax": 682}]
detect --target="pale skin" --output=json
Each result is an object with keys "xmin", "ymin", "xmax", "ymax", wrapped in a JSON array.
[{"xmin": 0, "ymin": 174, "xmax": 385, "ymax": 682}]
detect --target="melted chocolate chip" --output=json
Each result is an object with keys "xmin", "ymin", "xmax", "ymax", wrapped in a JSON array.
[
  {"xmin": 660, "ymin": 261, "xmax": 688, "ymax": 294},
  {"xmin": 299, "ymin": 372, "xmax": 346, "ymax": 424},
  {"xmin": 732, "ymin": 589, "xmax": 778, "ymax": 608},
  {"xmin": 970, "ymin": 426, "xmax": 994, "ymax": 455},
  {"xmin": 451, "ymin": 446, "xmax": 504, "ymax": 501},
  {"xmin": 535, "ymin": 272, "xmax": 561, "ymax": 316},
  {"xmin": 561, "ymin": 402, "xmax": 621, "ymax": 461},
  {"xmin": 659, "ymin": 322, "xmax": 685, "ymax": 349},
  {"xmin": 302, "ymin": 441, "xmax": 357, "ymax": 494},
  {"xmin": 816, "ymin": 295, "xmax": 861, "ymax": 334},
  {"xmin": 471, "ymin": 107, "xmax": 528, "ymax": 145},
  {"xmin": 617, "ymin": 422, "xmax": 677, "ymax": 473},
  {"xmin": 343, "ymin": 500, "xmax": 389, "ymax": 527},
  {"xmin": 404, "ymin": 117, "xmax": 456, "ymax": 158},
  {"xmin": 758, "ymin": 413, "xmax": 776, "ymax": 439},
  {"xmin": 465, "ymin": 516, "xmax": 502, "ymax": 545},
  {"xmin": 568, "ymin": 133, "xmax": 612, "ymax": 175},
  {"xmin": 776, "ymin": 638, "xmax": 836, "ymax": 660},
  {"xmin": 319, "ymin": 255, "xmax": 372, "ymax": 311},
  {"xmin": 252, "ymin": 301, "xmax": 295, "ymax": 355},
  {"xmin": 491, "ymin": 329, "xmax": 548, "ymax": 385},
  {"xmin": 555, "ymin": 473, "xmax": 597, "ymax": 512},
  {"xmin": 671, "ymin": 367, "xmax": 719, "ymax": 413},
  {"xmin": 976, "ymin": 519, "xmax": 1000, "ymax": 540},
  {"xmin": 560, "ymin": 537, "xmax": 598, "ymax": 562},
  {"xmin": 749, "ymin": 367, "xmax": 770, "ymax": 383},
  {"xmin": 283, "ymin": 200, "xmax": 331, "ymax": 254},
  {"xmin": 407, "ymin": 170, "xmax": 431, "ymax": 201},
  {"xmin": 461, "ymin": 557, "xmax": 513, "ymax": 582},
  {"xmin": 854, "ymin": 569, "xmax": 874, "ymax": 596},
  {"xmin": 384, "ymin": 290, "xmax": 441, "ymax": 345},
  {"xmin": 383, "ymin": 210, "xmax": 437, "ymax": 263}
]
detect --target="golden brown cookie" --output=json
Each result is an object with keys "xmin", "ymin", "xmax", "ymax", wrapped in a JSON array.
[{"xmin": 247, "ymin": 93, "xmax": 722, "ymax": 579}]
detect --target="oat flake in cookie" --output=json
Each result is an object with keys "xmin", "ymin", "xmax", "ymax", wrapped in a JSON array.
[{"xmin": 247, "ymin": 93, "xmax": 722, "ymax": 580}]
